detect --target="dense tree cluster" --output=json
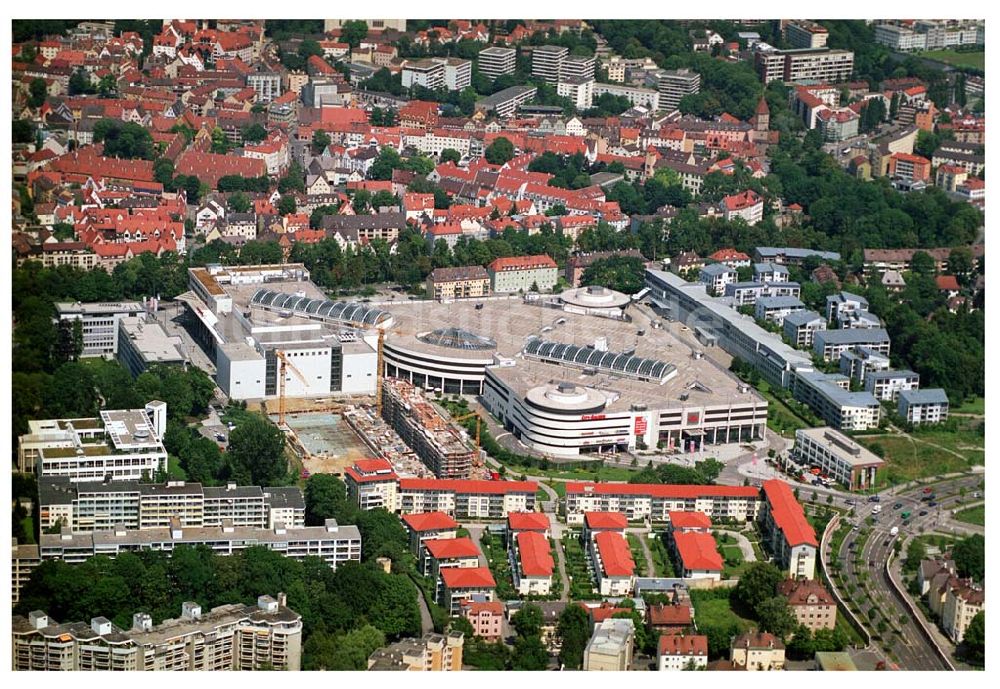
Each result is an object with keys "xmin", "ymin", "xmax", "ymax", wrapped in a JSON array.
[
  {"xmin": 580, "ymin": 255, "xmax": 647, "ymax": 294},
  {"xmin": 93, "ymin": 119, "xmax": 155, "ymax": 160},
  {"xmin": 629, "ymin": 459, "xmax": 724, "ymax": 485}
]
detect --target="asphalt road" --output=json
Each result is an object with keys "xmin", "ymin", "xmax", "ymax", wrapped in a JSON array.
[{"xmin": 834, "ymin": 475, "xmax": 984, "ymax": 670}]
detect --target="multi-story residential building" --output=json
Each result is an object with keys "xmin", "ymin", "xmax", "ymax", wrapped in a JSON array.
[
  {"xmin": 38, "ymin": 477, "xmax": 304, "ymax": 533},
  {"xmin": 557, "ymin": 76, "xmax": 594, "ymax": 110},
  {"xmin": 368, "ymin": 632, "xmax": 464, "ymax": 671},
  {"xmin": 510, "ymin": 531, "xmax": 554, "ymax": 596},
  {"xmin": 590, "ymin": 530, "xmax": 636, "ymax": 596},
  {"xmin": 839, "ymin": 346, "xmax": 891, "ymax": 384},
  {"xmin": 656, "ymin": 68, "xmax": 700, "ymax": 110},
  {"xmin": 759, "ymin": 480, "xmax": 817, "ymax": 580},
  {"xmin": 439, "ymin": 567, "xmax": 495, "ymax": 614},
  {"xmin": 531, "ymin": 45, "xmax": 569, "ymax": 84},
  {"xmin": 720, "ymin": 190, "xmax": 764, "ymax": 225},
  {"xmin": 402, "ymin": 511, "xmax": 459, "ymax": 558},
  {"xmin": 753, "ymin": 263, "xmax": 790, "ymax": 284},
  {"xmin": 898, "ymin": 388, "xmax": 950, "ymax": 425},
  {"xmin": 560, "ymin": 54, "xmax": 595, "ymax": 82},
  {"xmin": 864, "ymin": 369, "xmax": 920, "ymax": 402},
  {"xmin": 475, "ymin": 84, "xmax": 538, "ymax": 118},
  {"xmin": 567, "ymin": 483, "xmax": 762, "ymax": 526},
  {"xmin": 426, "ymin": 266, "xmax": 492, "ymax": 301},
  {"xmin": 724, "ymin": 281, "xmax": 802, "ymax": 307},
  {"xmin": 487, "ymin": 254, "xmax": 559, "ymax": 293},
  {"xmin": 54, "ymin": 301, "xmax": 146, "ymax": 357},
  {"xmin": 434, "ymin": 58, "xmax": 472, "ymax": 91},
  {"xmin": 754, "ymin": 296, "xmax": 805, "ymax": 326},
  {"xmin": 246, "ymin": 66, "xmax": 282, "ymax": 102},
  {"xmin": 793, "ymin": 371, "xmax": 882, "ymax": 431},
  {"xmin": 708, "ymin": 249, "xmax": 753, "ymax": 269},
  {"xmin": 41, "ymin": 518, "xmax": 360, "ymax": 568},
  {"xmin": 401, "ymin": 59, "xmax": 445, "ymax": 91},
  {"xmin": 658, "ymin": 634, "xmax": 709, "ymax": 671},
  {"xmin": 671, "ymin": 531, "xmax": 723, "ymax": 580},
  {"xmin": 940, "ymin": 579, "xmax": 985, "ymax": 644},
  {"xmin": 813, "ymin": 328, "xmax": 890, "ymax": 362},
  {"xmin": 699, "ymin": 263, "xmax": 738, "ymax": 296},
  {"xmin": 874, "ymin": 23, "xmax": 928, "ymax": 51},
  {"xmin": 792, "ymin": 427, "xmax": 884, "ymax": 492},
  {"xmin": 777, "ymin": 578, "xmax": 837, "ymax": 632},
  {"xmin": 12, "ymin": 539, "xmax": 40, "ymax": 606},
  {"xmin": 592, "ymin": 82, "xmax": 660, "ymax": 110},
  {"xmin": 816, "ymin": 108, "xmax": 859, "ymax": 142},
  {"xmin": 582, "ymin": 511, "xmax": 627, "ymax": 544},
  {"xmin": 888, "ymin": 152, "xmax": 932, "ymax": 182},
  {"xmin": 825, "ymin": 291, "xmax": 868, "ymax": 323},
  {"xmin": 932, "ymin": 145, "xmax": 985, "ymax": 177},
  {"xmin": 584, "ymin": 618, "xmax": 635, "ymax": 671},
  {"xmin": 460, "ymin": 600, "xmax": 504, "ymax": 642},
  {"xmin": 508, "ymin": 511, "xmax": 551, "ymax": 540},
  {"xmin": 785, "ymin": 20, "xmax": 829, "ymax": 49},
  {"xmin": 396, "ymin": 479, "xmax": 538, "ymax": 519},
  {"xmin": 647, "ymin": 601, "xmax": 694, "ymax": 635},
  {"xmin": 18, "ymin": 402, "xmax": 168, "ymax": 480},
  {"xmin": 755, "ymin": 247, "xmax": 841, "ymax": 266},
  {"xmin": 754, "ymin": 47, "xmax": 854, "ymax": 85},
  {"xmin": 730, "ymin": 631, "xmax": 786, "ymax": 671},
  {"xmin": 783, "ymin": 310, "xmax": 827, "ymax": 348},
  {"xmin": 116, "ymin": 316, "xmax": 187, "ymax": 377},
  {"xmin": 344, "ymin": 458, "xmax": 400, "ymax": 511},
  {"xmin": 477, "ymin": 46, "xmax": 516, "ymax": 81},
  {"xmin": 381, "ymin": 379, "xmax": 475, "ymax": 479},
  {"xmin": 12, "ymin": 594, "xmax": 303, "ymax": 671},
  {"xmin": 424, "ymin": 537, "xmax": 481, "ymax": 582}
]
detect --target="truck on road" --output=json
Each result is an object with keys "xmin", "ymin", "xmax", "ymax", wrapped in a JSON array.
[{"xmin": 890, "ymin": 526, "xmax": 899, "ymax": 537}]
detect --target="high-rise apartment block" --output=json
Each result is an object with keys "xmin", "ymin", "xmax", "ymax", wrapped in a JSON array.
[
  {"xmin": 531, "ymin": 45, "xmax": 569, "ymax": 84},
  {"xmin": 54, "ymin": 301, "xmax": 146, "ymax": 357},
  {"xmin": 754, "ymin": 47, "xmax": 854, "ymax": 84},
  {"xmin": 656, "ymin": 69, "xmax": 701, "ymax": 110},
  {"xmin": 784, "ymin": 20, "xmax": 829, "ymax": 49},
  {"xmin": 12, "ymin": 594, "xmax": 303, "ymax": 671},
  {"xmin": 478, "ymin": 46, "xmax": 516, "ymax": 81}
]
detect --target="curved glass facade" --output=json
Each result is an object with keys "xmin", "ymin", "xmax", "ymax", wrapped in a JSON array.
[
  {"xmin": 417, "ymin": 327, "xmax": 497, "ymax": 351},
  {"xmin": 251, "ymin": 289, "xmax": 392, "ymax": 327},
  {"xmin": 523, "ymin": 337, "xmax": 675, "ymax": 382}
]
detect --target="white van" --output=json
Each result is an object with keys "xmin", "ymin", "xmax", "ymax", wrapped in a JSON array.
[{"xmin": 872, "ymin": 504, "xmax": 882, "ymax": 514}]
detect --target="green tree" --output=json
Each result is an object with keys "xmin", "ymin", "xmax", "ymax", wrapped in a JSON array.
[
  {"xmin": 556, "ymin": 603, "xmax": 591, "ymax": 668},
  {"xmin": 241, "ymin": 123, "xmax": 267, "ymax": 143},
  {"xmin": 312, "ymin": 128, "xmax": 331, "ymax": 155},
  {"xmin": 341, "ymin": 20, "xmax": 369, "ymax": 49},
  {"xmin": 733, "ymin": 562, "xmax": 784, "ymax": 612},
  {"xmin": 304, "ymin": 474, "xmax": 357, "ymax": 525},
  {"xmin": 511, "ymin": 603, "xmax": 544, "ymax": 638},
  {"xmin": 755, "ymin": 596, "xmax": 798, "ymax": 639},
  {"xmin": 93, "ymin": 119, "xmax": 155, "ymax": 160},
  {"xmin": 356, "ymin": 508, "xmax": 408, "ymax": 563},
  {"xmin": 962, "ymin": 610, "xmax": 984, "ymax": 664},
  {"xmin": 29, "ymin": 78, "xmax": 47, "ymax": 108},
  {"xmin": 277, "ymin": 195, "xmax": 297, "ymax": 215},
  {"xmin": 952, "ymin": 534, "xmax": 985, "ymax": 582},
  {"xmin": 226, "ymin": 415, "xmax": 287, "ymax": 486},
  {"xmin": 485, "ymin": 137, "xmax": 515, "ymax": 165},
  {"xmin": 440, "ymin": 148, "xmax": 462, "ymax": 165},
  {"xmin": 228, "ymin": 192, "xmax": 251, "ymax": 213},
  {"xmin": 13, "ymin": 118, "xmax": 36, "ymax": 143},
  {"xmin": 510, "ymin": 634, "xmax": 549, "ymax": 670}
]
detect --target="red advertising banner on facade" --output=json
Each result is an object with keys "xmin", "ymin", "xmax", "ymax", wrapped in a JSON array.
[{"xmin": 634, "ymin": 416, "xmax": 647, "ymax": 435}]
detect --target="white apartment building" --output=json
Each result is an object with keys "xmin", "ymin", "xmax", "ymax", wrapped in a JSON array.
[
  {"xmin": 12, "ymin": 595, "xmax": 303, "ymax": 671},
  {"xmin": 759, "ymin": 480, "xmax": 817, "ymax": 580},
  {"xmin": 864, "ymin": 370, "xmax": 920, "ymax": 402},
  {"xmin": 41, "ymin": 518, "xmax": 361, "ymax": 569},
  {"xmin": 434, "ymin": 58, "xmax": 472, "ymax": 91},
  {"xmin": 487, "ymin": 255, "xmax": 559, "ymax": 293},
  {"xmin": 344, "ymin": 459, "xmax": 400, "ymax": 511},
  {"xmin": 396, "ymin": 479, "xmax": 537, "ymax": 519},
  {"xmin": 510, "ymin": 531, "xmax": 554, "ymax": 596},
  {"xmin": 898, "ymin": 388, "xmax": 950, "ymax": 425},
  {"xmin": 792, "ymin": 427, "xmax": 885, "ymax": 492},
  {"xmin": 531, "ymin": 45, "xmax": 568, "ymax": 84},
  {"xmin": 658, "ymin": 634, "xmax": 709, "ymax": 671},
  {"xmin": 18, "ymin": 402, "xmax": 168, "ymax": 481},
  {"xmin": 560, "ymin": 54, "xmax": 595, "ymax": 82},
  {"xmin": 565, "ymin": 483, "xmax": 762, "ymax": 525},
  {"xmin": 785, "ymin": 20, "xmax": 829, "ymax": 49},
  {"xmin": 557, "ymin": 77, "xmax": 594, "ymax": 110},
  {"xmin": 592, "ymin": 82, "xmax": 661, "ymax": 110},
  {"xmin": 55, "ymin": 301, "xmax": 146, "ymax": 357},
  {"xmin": 590, "ymin": 531, "xmax": 635, "ymax": 596},
  {"xmin": 478, "ymin": 46, "xmax": 516, "ymax": 81},
  {"xmin": 402, "ymin": 59, "xmax": 445, "ymax": 90},
  {"xmin": 699, "ymin": 263, "xmax": 738, "ymax": 296},
  {"xmin": 657, "ymin": 69, "xmax": 700, "ymax": 110}
]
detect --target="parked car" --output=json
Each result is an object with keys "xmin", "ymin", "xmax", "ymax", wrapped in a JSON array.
[
  {"xmin": 893, "ymin": 502, "xmax": 904, "ymax": 510},
  {"xmin": 928, "ymin": 501, "xmax": 938, "ymax": 507},
  {"xmin": 869, "ymin": 495, "xmax": 881, "ymax": 503},
  {"xmin": 919, "ymin": 510, "xmax": 928, "ymax": 517},
  {"xmin": 923, "ymin": 487, "xmax": 933, "ymax": 494}
]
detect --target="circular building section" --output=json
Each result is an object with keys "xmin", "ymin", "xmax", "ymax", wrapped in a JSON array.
[
  {"xmin": 559, "ymin": 285, "xmax": 631, "ymax": 316},
  {"xmin": 524, "ymin": 381, "xmax": 610, "ymax": 416},
  {"xmin": 417, "ymin": 328, "xmax": 497, "ymax": 351}
]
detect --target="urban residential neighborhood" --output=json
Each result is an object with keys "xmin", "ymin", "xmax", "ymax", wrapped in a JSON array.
[{"xmin": 9, "ymin": 15, "xmax": 987, "ymax": 674}]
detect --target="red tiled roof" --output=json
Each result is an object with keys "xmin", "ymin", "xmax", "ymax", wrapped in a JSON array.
[
  {"xmin": 462, "ymin": 600, "xmax": 504, "ymax": 616},
  {"xmin": 508, "ymin": 512, "xmax": 550, "ymax": 532},
  {"xmin": 648, "ymin": 603, "xmax": 693, "ymax": 627},
  {"xmin": 517, "ymin": 531, "xmax": 554, "ymax": 577},
  {"xmin": 353, "ymin": 457, "xmax": 394, "ymax": 472},
  {"xmin": 674, "ymin": 531, "xmax": 724, "ymax": 572},
  {"xmin": 890, "ymin": 152, "xmax": 931, "ymax": 165},
  {"xmin": 658, "ymin": 634, "xmax": 708, "ymax": 657},
  {"xmin": 401, "ymin": 511, "xmax": 459, "ymax": 532},
  {"xmin": 776, "ymin": 578, "xmax": 834, "ymax": 606},
  {"xmin": 668, "ymin": 511, "xmax": 712, "ymax": 530},
  {"xmin": 935, "ymin": 275, "xmax": 960, "ymax": 291},
  {"xmin": 440, "ymin": 566, "xmax": 496, "ymax": 589},
  {"xmin": 586, "ymin": 602, "xmax": 629, "ymax": 622},
  {"xmin": 720, "ymin": 191, "xmax": 761, "ymax": 212},
  {"xmin": 487, "ymin": 254, "xmax": 557, "ymax": 272},
  {"xmin": 594, "ymin": 531, "xmax": 635, "ymax": 577},
  {"xmin": 423, "ymin": 537, "xmax": 480, "ymax": 560},
  {"xmin": 567, "ymin": 483, "xmax": 760, "ymax": 500},
  {"xmin": 584, "ymin": 512, "xmax": 628, "ymax": 530},
  {"xmin": 175, "ymin": 150, "xmax": 265, "ymax": 188},
  {"xmin": 762, "ymin": 479, "xmax": 817, "ymax": 548},
  {"xmin": 399, "ymin": 478, "xmax": 538, "ymax": 494}
]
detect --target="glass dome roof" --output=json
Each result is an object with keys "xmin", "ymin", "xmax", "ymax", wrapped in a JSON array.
[{"xmin": 418, "ymin": 327, "xmax": 497, "ymax": 351}]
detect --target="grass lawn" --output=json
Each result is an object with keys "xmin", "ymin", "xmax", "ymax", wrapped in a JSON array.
[
  {"xmin": 918, "ymin": 49, "xmax": 985, "ymax": 70},
  {"xmin": 563, "ymin": 533, "xmax": 601, "ymax": 601},
  {"xmin": 20, "ymin": 517, "xmax": 36, "ymax": 544},
  {"xmin": 689, "ymin": 589, "xmax": 754, "ymax": 633},
  {"xmin": 166, "ymin": 460, "xmax": 188, "ymax": 481},
  {"xmin": 546, "ymin": 481, "xmax": 567, "ymax": 498},
  {"xmin": 859, "ymin": 421, "xmax": 984, "ymax": 485},
  {"xmin": 627, "ymin": 533, "xmax": 648, "ymax": 576},
  {"xmin": 536, "ymin": 488, "xmax": 549, "ymax": 503},
  {"xmin": 649, "ymin": 532, "xmax": 676, "ymax": 577},
  {"xmin": 953, "ymin": 397, "xmax": 985, "ymax": 415},
  {"xmin": 755, "ymin": 381, "xmax": 812, "ymax": 434},
  {"xmin": 954, "ymin": 504, "xmax": 985, "ymax": 526},
  {"xmin": 530, "ymin": 464, "xmax": 638, "ymax": 482}
]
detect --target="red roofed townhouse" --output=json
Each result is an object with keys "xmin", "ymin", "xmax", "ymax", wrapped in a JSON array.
[
  {"xmin": 672, "ymin": 531, "xmax": 724, "ymax": 580},
  {"xmin": 487, "ymin": 254, "xmax": 559, "ymax": 293},
  {"xmin": 935, "ymin": 164, "xmax": 968, "ymax": 192},
  {"xmin": 399, "ymin": 100, "xmax": 439, "ymax": 129},
  {"xmin": 439, "ymin": 566, "xmax": 496, "ymax": 613},
  {"xmin": 460, "ymin": 600, "xmax": 504, "ymax": 642},
  {"xmin": 507, "ymin": 511, "xmax": 550, "ymax": 539},
  {"xmin": 759, "ymin": 480, "xmax": 817, "ymax": 579},
  {"xmin": 658, "ymin": 634, "xmax": 709, "ymax": 671},
  {"xmin": 667, "ymin": 511, "xmax": 711, "ymax": 533},
  {"xmin": 344, "ymin": 458, "xmax": 399, "ymax": 511},
  {"xmin": 719, "ymin": 190, "xmax": 764, "ymax": 226},
  {"xmin": 175, "ymin": 150, "xmax": 266, "ymax": 189},
  {"xmin": 243, "ymin": 134, "xmax": 290, "ymax": 176},
  {"xmin": 397, "ymin": 479, "xmax": 538, "ymax": 519},
  {"xmin": 404, "ymin": 192, "xmax": 435, "ymax": 221},
  {"xmin": 424, "ymin": 537, "xmax": 481, "ymax": 583},
  {"xmin": 582, "ymin": 512, "xmax": 627, "ymax": 543},
  {"xmin": 888, "ymin": 152, "xmax": 931, "ymax": 183},
  {"xmin": 512, "ymin": 531, "xmax": 554, "ymax": 595},
  {"xmin": 565, "ymin": 483, "xmax": 762, "ymax": 525},
  {"xmin": 583, "ymin": 601, "xmax": 630, "ymax": 623},
  {"xmin": 935, "ymin": 275, "xmax": 960, "ymax": 298},
  {"xmin": 590, "ymin": 531, "xmax": 635, "ymax": 596},
  {"xmin": 708, "ymin": 247, "xmax": 753, "ymax": 269},
  {"xmin": 647, "ymin": 602, "xmax": 694, "ymax": 634},
  {"xmin": 402, "ymin": 511, "xmax": 460, "ymax": 557}
]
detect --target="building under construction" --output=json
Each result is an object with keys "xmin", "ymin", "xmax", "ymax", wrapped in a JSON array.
[{"xmin": 381, "ymin": 379, "xmax": 475, "ymax": 480}]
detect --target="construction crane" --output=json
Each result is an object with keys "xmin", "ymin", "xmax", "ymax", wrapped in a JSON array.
[
  {"xmin": 275, "ymin": 350, "xmax": 308, "ymax": 427},
  {"xmin": 453, "ymin": 411, "xmax": 484, "ymax": 467}
]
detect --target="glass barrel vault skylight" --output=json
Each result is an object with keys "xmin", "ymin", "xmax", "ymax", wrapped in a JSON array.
[
  {"xmin": 250, "ymin": 289, "xmax": 393, "ymax": 328},
  {"xmin": 522, "ymin": 336, "xmax": 677, "ymax": 383}
]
